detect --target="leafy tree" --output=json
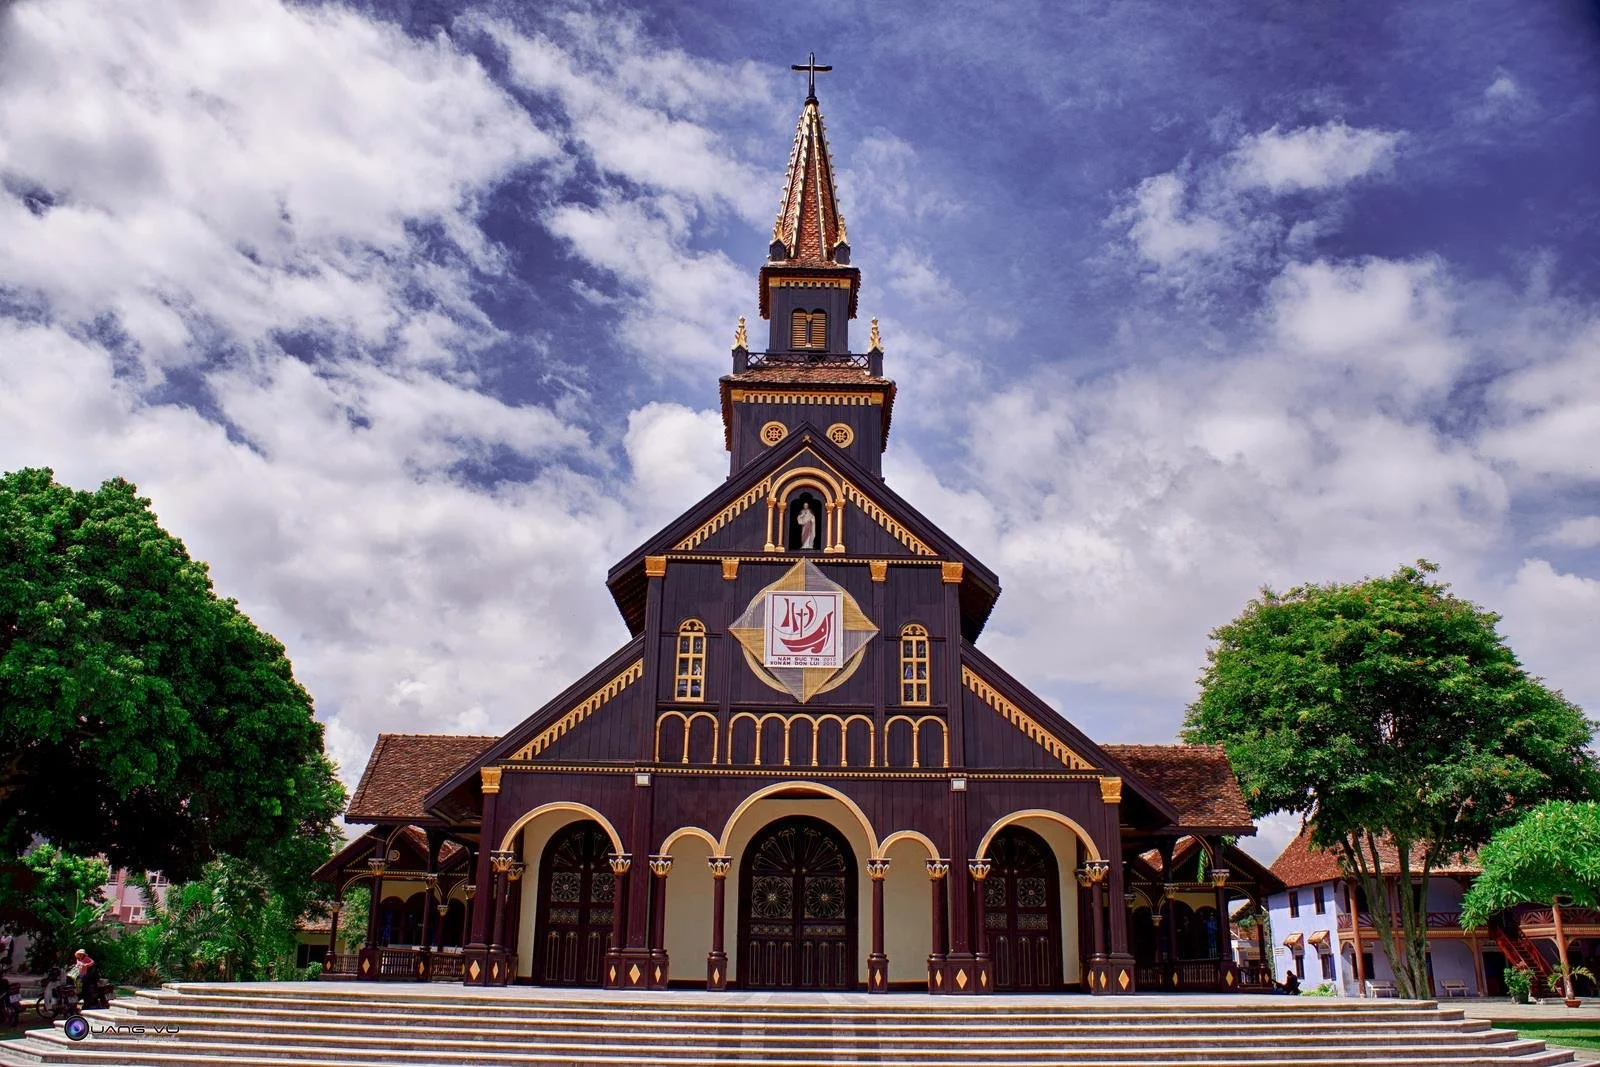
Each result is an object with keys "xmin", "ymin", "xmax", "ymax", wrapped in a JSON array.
[
  {"xmin": 336, "ymin": 886, "xmax": 370, "ymax": 954},
  {"xmin": 0, "ymin": 468, "xmax": 345, "ymax": 882},
  {"xmin": 128, "ymin": 856, "xmax": 305, "ymax": 982},
  {"xmin": 1461, "ymin": 801, "xmax": 1600, "ymax": 1000},
  {"xmin": 10, "ymin": 844, "xmax": 112, "ymax": 972},
  {"xmin": 1185, "ymin": 561, "xmax": 1598, "ymax": 999}
]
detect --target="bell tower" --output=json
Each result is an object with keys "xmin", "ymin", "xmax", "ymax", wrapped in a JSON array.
[{"xmin": 722, "ymin": 61, "xmax": 894, "ymax": 478}]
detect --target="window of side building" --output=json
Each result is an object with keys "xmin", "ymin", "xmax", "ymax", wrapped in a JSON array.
[
  {"xmin": 1289, "ymin": 890, "xmax": 1300, "ymax": 918},
  {"xmin": 1314, "ymin": 886, "xmax": 1325, "ymax": 914}
]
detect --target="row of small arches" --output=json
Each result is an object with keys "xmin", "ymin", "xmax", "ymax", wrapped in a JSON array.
[
  {"xmin": 655, "ymin": 711, "xmax": 948, "ymax": 768},
  {"xmin": 675, "ymin": 620, "xmax": 931, "ymax": 706}
]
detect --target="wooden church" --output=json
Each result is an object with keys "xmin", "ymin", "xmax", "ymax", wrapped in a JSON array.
[{"xmin": 321, "ymin": 73, "xmax": 1280, "ymax": 997}]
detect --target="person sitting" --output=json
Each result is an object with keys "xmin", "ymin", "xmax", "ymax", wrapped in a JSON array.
[
  {"xmin": 1278, "ymin": 970, "xmax": 1301, "ymax": 995},
  {"xmin": 67, "ymin": 948, "xmax": 95, "ymax": 995}
]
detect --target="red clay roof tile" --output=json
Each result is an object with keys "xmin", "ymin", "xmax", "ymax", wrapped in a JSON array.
[{"xmin": 346, "ymin": 734, "xmax": 498, "ymax": 823}]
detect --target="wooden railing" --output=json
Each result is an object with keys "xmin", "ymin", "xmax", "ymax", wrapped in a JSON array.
[
  {"xmin": 378, "ymin": 948, "xmax": 423, "ymax": 979},
  {"xmin": 1336, "ymin": 911, "xmax": 1462, "ymax": 930},
  {"xmin": 430, "ymin": 953, "xmax": 465, "ymax": 981},
  {"xmin": 321, "ymin": 953, "xmax": 359, "ymax": 977},
  {"xmin": 1520, "ymin": 907, "xmax": 1600, "ymax": 927}
]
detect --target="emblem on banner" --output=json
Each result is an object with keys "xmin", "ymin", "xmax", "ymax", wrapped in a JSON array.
[{"xmin": 730, "ymin": 561, "xmax": 877, "ymax": 702}]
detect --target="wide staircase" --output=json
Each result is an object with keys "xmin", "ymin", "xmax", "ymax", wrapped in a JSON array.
[{"xmin": 0, "ymin": 983, "xmax": 1576, "ymax": 1066}]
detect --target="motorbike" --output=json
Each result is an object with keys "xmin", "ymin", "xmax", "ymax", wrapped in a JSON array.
[
  {"xmin": 0, "ymin": 976, "xmax": 20, "ymax": 1027},
  {"xmin": 34, "ymin": 966, "xmax": 78, "ymax": 1023}
]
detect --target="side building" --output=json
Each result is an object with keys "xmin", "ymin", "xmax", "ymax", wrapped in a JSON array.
[{"xmin": 1266, "ymin": 827, "xmax": 1600, "ymax": 997}]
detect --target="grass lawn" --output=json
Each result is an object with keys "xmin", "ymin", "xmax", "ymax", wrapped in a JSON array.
[{"xmin": 1491, "ymin": 1020, "xmax": 1600, "ymax": 1052}]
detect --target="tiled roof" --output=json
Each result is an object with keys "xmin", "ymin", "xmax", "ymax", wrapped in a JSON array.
[
  {"xmin": 724, "ymin": 364, "xmax": 891, "ymax": 388},
  {"xmin": 1269, "ymin": 825, "xmax": 1480, "ymax": 888},
  {"xmin": 1102, "ymin": 744, "xmax": 1254, "ymax": 829},
  {"xmin": 771, "ymin": 96, "xmax": 848, "ymax": 265},
  {"xmin": 346, "ymin": 734, "xmax": 498, "ymax": 823}
]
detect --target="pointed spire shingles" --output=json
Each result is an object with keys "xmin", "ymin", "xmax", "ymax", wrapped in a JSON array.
[{"xmin": 771, "ymin": 97, "xmax": 849, "ymax": 264}]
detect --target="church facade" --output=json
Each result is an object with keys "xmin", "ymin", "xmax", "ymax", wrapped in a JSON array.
[{"xmin": 323, "ymin": 83, "xmax": 1277, "ymax": 996}]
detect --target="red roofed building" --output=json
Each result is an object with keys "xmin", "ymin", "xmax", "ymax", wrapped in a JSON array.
[{"xmin": 322, "ymin": 79, "xmax": 1275, "ymax": 996}]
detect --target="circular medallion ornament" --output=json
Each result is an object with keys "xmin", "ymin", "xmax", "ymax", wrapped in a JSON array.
[
  {"xmin": 826, "ymin": 423, "xmax": 854, "ymax": 447},
  {"xmin": 760, "ymin": 421, "xmax": 789, "ymax": 447}
]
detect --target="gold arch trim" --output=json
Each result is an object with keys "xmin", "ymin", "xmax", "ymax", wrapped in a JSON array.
[
  {"xmin": 717, "ymin": 780, "xmax": 882, "ymax": 859},
  {"xmin": 657, "ymin": 825, "xmax": 720, "ymax": 857},
  {"xmin": 962, "ymin": 667, "xmax": 1094, "ymax": 771},
  {"xmin": 885, "ymin": 714, "xmax": 949, "ymax": 768},
  {"xmin": 654, "ymin": 710, "xmax": 719, "ymax": 763},
  {"xmin": 975, "ymin": 809, "xmax": 1103, "ymax": 863},
  {"xmin": 879, "ymin": 829, "xmax": 940, "ymax": 860},
  {"xmin": 499, "ymin": 801, "xmax": 625, "ymax": 855},
  {"xmin": 675, "ymin": 482, "xmax": 768, "ymax": 552},
  {"xmin": 510, "ymin": 660, "xmax": 644, "ymax": 761}
]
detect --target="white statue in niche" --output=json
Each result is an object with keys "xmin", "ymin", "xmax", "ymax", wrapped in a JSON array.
[{"xmin": 797, "ymin": 501, "xmax": 817, "ymax": 550}]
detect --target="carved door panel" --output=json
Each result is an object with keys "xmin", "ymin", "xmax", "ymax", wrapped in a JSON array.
[
  {"xmin": 985, "ymin": 826, "xmax": 1062, "ymax": 992},
  {"xmin": 739, "ymin": 816, "xmax": 857, "ymax": 989},
  {"xmin": 533, "ymin": 822, "xmax": 616, "ymax": 986}
]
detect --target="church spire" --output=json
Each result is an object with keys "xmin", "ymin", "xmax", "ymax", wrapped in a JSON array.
[{"xmin": 769, "ymin": 65, "xmax": 850, "ymax": 266}]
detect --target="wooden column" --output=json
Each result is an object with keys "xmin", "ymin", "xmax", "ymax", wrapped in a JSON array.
[
  {"xmin": 940, "ymin": 563, "xmax": 966, "ymax": 764},
  {"xmin": 867, "ymin": 857, "xmax": 891, "ymax": 992},
  {"xmin": 465, "ymin": 766, "xmax": 502, "ymax": 985},
  {"xmin": 604, "ymin": 854, "xmax": 631, "ymax": 988},
  {"xmin": 646, "ymin": 855, "xmax": 673, "ymax": 989},
  {"xmin": 326, "ymin": 895, "xmax": 341, "ymax": 960},
  {"xmin": 1348, "ymin": 879, "xmax": 1367, "ymax": 993},
  {"xmin": 358, "ymin": 854, "xmax": 386, "ymax": 982},
  {"xmin": 707, "ymin": 856, "xmax": 731, "ymax": 990},
  {"xmin": 1095, "ymin": 777, "xmax": 1134, "ymax": 994},
  {"xmin": 927, "ymin": 859, "xmax": 950, "ymax": 992},
  {"xmin": 500, "ymin": 860, "xmax": 523, "ymax": 985},
  {"xmin": 488, "ymin": 854, "xmax": 513, "ymax": 952},
  {"xmin": 968, "ymin": 857, "xmax": 992, "ymax": 962},
  {"xmin": 1212, "ymin": 863, "xmax": 1239, "ymax": 991}
]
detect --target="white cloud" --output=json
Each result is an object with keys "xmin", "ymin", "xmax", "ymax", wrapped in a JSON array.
[
  {"xmin": 1500, "ymin": 560, "xmax": 1600, "ymax": 714},
  {"xmin": 1229, "ymin": 122, "xmax": 1401, "ymax": 193},
  {"xmin": 1120, "ymin": 171, "xmax": 1228, "ymax": 271},
  {"xmin": 623, "ymin": 403, "xmax": 727, "ymax": 522},
  {"xmin": 1539, "ymin": 517, "xmax": 1600, "ymax": 549}
]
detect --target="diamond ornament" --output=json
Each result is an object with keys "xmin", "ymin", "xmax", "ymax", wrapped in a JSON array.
[{"xmin": 729, "ymin": 561, "xmax": 878, "ymax": 702}]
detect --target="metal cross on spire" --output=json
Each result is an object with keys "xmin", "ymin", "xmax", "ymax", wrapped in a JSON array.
[{"xmin": 791, "ymin": 51, "xmax": 832, "ymax": 101}]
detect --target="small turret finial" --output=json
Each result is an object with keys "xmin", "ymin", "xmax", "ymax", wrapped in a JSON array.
[
  {"xmin": 791, "ymin": 51, "xmax": 832, "ymax": 102},
  {"xmin": 733, "ymin": 316, "xmax": 748, "ymax": 350},
  {"xmin": 868, "ymin": 317, "xmax": 882, "ymax": 353}
]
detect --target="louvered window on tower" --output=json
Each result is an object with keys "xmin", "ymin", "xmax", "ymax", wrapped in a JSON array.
[
  {"xmin": 675, "ymin": 619, "xmax": 706, "ymax": 701},
  {"xmin": 901, "ymin": 624, "xmax": 930, "ymax": 705},
  {"xmin": 790, "ymin": 309, "xmax": 827, "ymax": 350}
]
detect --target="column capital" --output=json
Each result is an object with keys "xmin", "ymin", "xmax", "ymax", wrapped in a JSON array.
[
  {"xmin": 648, "ymin": 854, "xmax": 674, "ymax": 878},
  {"xmin": 644, "ymin": 555, "xmax": 668, "ymax": 577},
  {"xmin": 926, "ymin": 858, "xmax": 950, "ymax": 880},
  {"xmin": 609, "ymin": 853, "xmax": 633, "ymax": 876},
  {"xmin": 967, "ymin": 857, "xmax": 992, "ymax": 881},
  {"xmin": 940, "ymin": 561, "xmax": 965, "ymax": 584},
  {"xmin": 507, "ymin": 861, "xmax": 526, "ymax": 883},
  {"xmin": 869, "ymin": 560, "xmax": 889, "ymax": 582},
  {"xmin": 707, "ymin": 856, "xmax": 733, "ymax": 879},
  {"xmin": 1098, "ymin": 775, "xmax": 1122, "ymax": 804},
  {"xmin": 1085, "ymin": 860, "xmax": 1111, "ymax": 884},
  {"xmin": 1211, "ymin": 866, "xmax": 1231, "ymax": 887},
  {"xmin": 480, "ymin": 766, "xmax": 503, "ymax": 794},
  {"xmin": 866, "ymin": 857, "xmax": 892, "ymax": 881},
  {"xmin": 488, "ymin": 850, "xmax": 516, "ymax": 874}
]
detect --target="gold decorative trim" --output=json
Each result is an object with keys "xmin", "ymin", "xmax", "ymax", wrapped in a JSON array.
[
  {"xmin": 668, "ymin": 553, "xmax": 942, "ymax": 567},
  {"xmin": 733, "ymin": 316, "xmax": 747, "ymax": 350},
  {"xmin": 941, "ymin": 562, "xmax": 964, "ymax": 584},
  {"xmin": 765, "ymin": 276, "xmax": 853, "ymax": 290},
  {"xmin": 842, "ymin": 482, "xmax": 935, "ymax": 556},
  {"xmin": 730, "ymin": 389, "xmax": 883, "ymax": 406},
  {"xmin": 1099, "ymin": 776, "xmax": 1123, "ymax": 805},
  {"xmin": 654, "ymin": 710, "xmax": 719, "ymax": 764},
  {"xmin": 869, "ymin": 560, "xmax": 888, "ymax": 582},
  {"xmin": 826, "ymin": 422, "xmax": 855, "ymax": 448},
  {"xmin": 489, "ymin": 762, "xmax": 1098, "ymax": 781},
  {"xmin": 759, "ymin": 420, "xmax": 789, "ymax": 447},
  {"xmin": 721, "ymin": 558, "xmax": 740, "ymax": 581},
  {"xmin": 962, "ymin": 666, "xmax": 1094, "ymax": 770},
  {"xmin": 727, "ymin": 710, "xmax": 876, "ymax": 767},
  {"xmin": 509, "ymin": 660, "xmax": 644, "ymax": 761},
  {"xmin": 480, "ymin": 767, "xmax": 502, "ymax": 794},
  {"xmin": 644, "ymin": 556, "xmax": 668, "ymax": 578},
  {"xmin": 674, "ymin": 482, "xmax": 767, "ymax": 552},
  {"xmin": 885, "ymin": 714, "xmax": 949, "ymax": 768}
]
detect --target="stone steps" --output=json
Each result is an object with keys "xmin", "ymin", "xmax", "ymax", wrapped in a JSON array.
[{"xmin": 0, "ymin": 982, "xmax": 1574, "ymax": 1067}]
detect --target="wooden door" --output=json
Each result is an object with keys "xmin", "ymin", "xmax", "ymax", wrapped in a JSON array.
[
  {"xmin": 739, "ymin": 816, "xmax": 857, "ymax": 989},
  {"xmin": 532, "ymin": 821, "xmax": 615, "ymax": 986},
  {"xmin": 984, "ymin": 825, "xmax": 1062, "ymax": 991}
]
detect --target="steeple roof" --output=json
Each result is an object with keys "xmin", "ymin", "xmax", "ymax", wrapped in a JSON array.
[{"xmin": 770, "ymin": 95, "xmax": 850, "ymax": 265}]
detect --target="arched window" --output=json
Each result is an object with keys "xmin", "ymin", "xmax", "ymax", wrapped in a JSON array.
[
  {"xmin": 900, "ymin": 624, "xmax": 930, "ymax": 705},
  {"xmin": 675, "ymin": 619, "xmax": 707, "ymax": 701},
  {"xmin": 790, "ymin": 309, "xmax": 827, "ymax": 350}
]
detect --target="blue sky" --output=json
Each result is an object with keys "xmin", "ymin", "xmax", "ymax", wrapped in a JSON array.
[{"xmin": 2, "ymin": 0, "xmax": 1597, "ymax": 860}]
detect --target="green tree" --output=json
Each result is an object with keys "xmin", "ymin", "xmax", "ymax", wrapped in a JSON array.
[
  {"xmin": 129, "ymin": 857, "xmax": 305, "ymax": 982},
  {"xmin": 10, "ymin": 844, "xmax": 112, "ymax": 972},
  {"xmin": 1184, "ymin": 561, "xmax": 1597, "ymax": 999},
  {"xmin": 336, "ymin": 886, "xmax": 369, "ymax": 954},
  {"xmin": 0, "ymin": 468, "xmax": 345, "ymax": 883},
  {"xmin": 1461, "ymin": 801, "xmax": 1600, "ymax": 1000}
]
